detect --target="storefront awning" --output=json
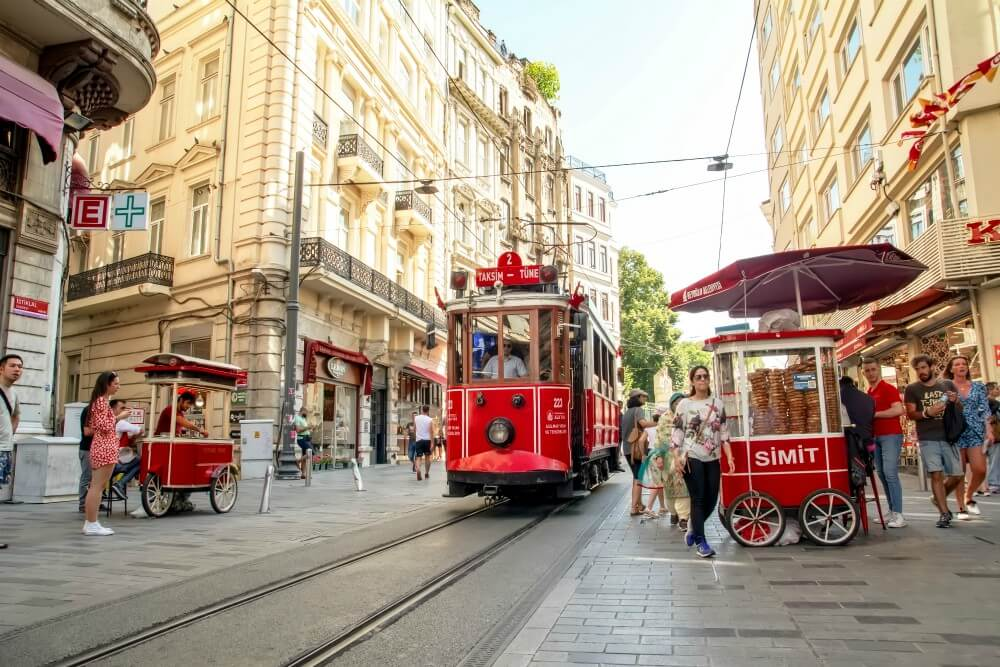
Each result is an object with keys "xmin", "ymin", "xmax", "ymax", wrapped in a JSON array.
[
  {"xmin": 303, "ymin": 339, "xmax": 373, "ymax": 394},
  {"xmin": 0, "ymin": 54, "xmax": 63, "ymax": 164},
  {"xmin": 872, "ymin": 288, "xmax": 954, "ymax": 325},
  {"xmin": 404, "ymin": 364, "xmax": 447, "ymax": 386}
]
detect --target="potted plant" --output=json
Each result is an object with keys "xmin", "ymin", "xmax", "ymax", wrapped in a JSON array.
[
  {"xmin": 312, "ymin": 454, "xmax": 322, "ymax": 471},
  {"xmin": 321, "ymin": 452, "xmax": 333, "ymax": 469}
]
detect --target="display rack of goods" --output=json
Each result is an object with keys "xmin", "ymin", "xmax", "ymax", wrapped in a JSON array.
[
  {"xmin": 784, "ymin": 368, "xmax": 807, "ymax": 433},
  {"xmin": 823, "ymin": 367, "xmax": 841, "ymax": 431},
  {"xmin": 767, "ymin": 369, "xmax": 789, "ymax": 434},
  {"xmin": 750, "ymin": 369, "xmax": 772, "ymax": 435}
]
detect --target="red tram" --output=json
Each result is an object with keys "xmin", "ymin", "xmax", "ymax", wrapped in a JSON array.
[{"xmin": 444, "ymin": 253, "xmax": 620, "ymax": 499}]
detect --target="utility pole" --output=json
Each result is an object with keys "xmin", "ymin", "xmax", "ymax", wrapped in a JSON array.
[{"xmin": 276, "ymin": 150, "xmax": 304, "ymax": 480}]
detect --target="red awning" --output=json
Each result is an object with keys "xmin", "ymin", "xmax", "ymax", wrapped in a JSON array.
[
  {"xmin": 404, "ymin": 364, "xmax": 446, "ymax": 386},
  {"xmin": 303, "ymin": 339, "xmax": 373, "ymax": 394},
  {"xmin": 871, "ymin": 288, "xmax": 954, "ymax": 324},
  {"xmin": 0, "ymin": 54, "xmax": 63, "ymax": 164}
]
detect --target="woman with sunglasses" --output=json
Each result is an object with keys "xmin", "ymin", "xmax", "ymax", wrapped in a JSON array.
[
  {"xmin": 671, "ymin": 365, "xmax": 734, "ymax": 558},
  {"xmin": 82, "ymin": 371, "xmax": 130, "ymax": 536}
]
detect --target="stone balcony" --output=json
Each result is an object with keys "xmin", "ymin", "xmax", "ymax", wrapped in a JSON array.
[
  {"xmin": 336, "ymin": 133, "xmax": 384, "ymax": 196},
  {"xmin": 65, "ymin": 252, "xmax": 173, "ymax": 314},
  {"xmin": 0, "ymin": 0, "xmax": 159, "ymax": 130},
  {"xmin": 299, "ymin": 237, "xmax": 445, "ymax": 331},
  {"xmin": 393, "ymin": 190, "xmax": 433, "ymax": 239}
]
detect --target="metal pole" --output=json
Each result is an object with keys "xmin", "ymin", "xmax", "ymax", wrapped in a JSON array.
[
  {"xmin": 793, "ymin": 270, "xmax": 803, "ymax": 320},
  {"xmin": 276, "ymin": 150, "xmax": 305, "ymax": 480}
]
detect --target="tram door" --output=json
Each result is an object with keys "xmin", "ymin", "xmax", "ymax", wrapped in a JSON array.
[
  {"xmin": 370, "ymin": 390, "xmax": 387, "ymax": 464},
  {"xmin": 569, "ymin": 310, "xmax": 589, "ymax": 463}
]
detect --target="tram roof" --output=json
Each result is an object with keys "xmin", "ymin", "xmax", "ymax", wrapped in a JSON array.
[{"xmin": 445, "ymin": 291, "xmax": 574, "ymax": 313}]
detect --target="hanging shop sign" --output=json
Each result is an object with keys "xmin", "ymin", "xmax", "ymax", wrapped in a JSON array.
[
  {"xmin": 70, "ymin": 193, "xmax": 111, "ymax": 230},
  {"xmin": 11, "ymin": 295, "xmax": 48, "ymax": 320},
  {"xmin": 109, "ymin": 192, "xmax": 149, "ymax": 231},
  {"xmin": 966, "ymin": 219, "xmax": 1000, "ymax": 245},
  {"xmin": 326, "ymin": 357, "xmax": 348, "ymax": 379}
]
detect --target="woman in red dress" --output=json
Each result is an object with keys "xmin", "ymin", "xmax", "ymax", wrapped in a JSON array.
[{"xmin": 82, "ymin": 371, "xmax": 130, "ymax": 536}]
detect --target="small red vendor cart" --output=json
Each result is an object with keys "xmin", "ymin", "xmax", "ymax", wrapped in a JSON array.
[
  {"xmin": 134, "ymin": 353, "xmax": 243, "ymax": 517},
  {"xmin": 670, "ymin": 244, "xmax": 927, "ymax": 546}
]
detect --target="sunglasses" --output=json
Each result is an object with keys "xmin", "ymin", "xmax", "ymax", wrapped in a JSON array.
[{"xmin": 693, "ymin": 373, "xmax": 710, "ymax": 380}]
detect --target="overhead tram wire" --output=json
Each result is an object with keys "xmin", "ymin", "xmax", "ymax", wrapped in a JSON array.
[
  {"xmin": 716, "ymin": 1, "xmax": 761, "ymax": 269},
  {"xmin": 220, "ymin": 0, "xmax": 489, "ymax": 250}
]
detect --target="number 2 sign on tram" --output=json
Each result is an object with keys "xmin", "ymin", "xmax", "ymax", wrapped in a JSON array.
[{"xmin": 475, "ymin": 252, "xmax": 543, "ymax": 287}]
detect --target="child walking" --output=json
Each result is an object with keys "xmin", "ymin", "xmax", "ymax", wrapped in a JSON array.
[{"xmin": 658, "ymin": 393, "xmax": 691, "ymax": 531}]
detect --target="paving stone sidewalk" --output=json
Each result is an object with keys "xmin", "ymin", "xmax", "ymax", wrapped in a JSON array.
[
  {"xmin": 498, "ymin": 474, "xmax": 1000, "ymax": 667},
  {"xmin": 0, "ymin": 461, "xmax": 452, "ymax": 635}
]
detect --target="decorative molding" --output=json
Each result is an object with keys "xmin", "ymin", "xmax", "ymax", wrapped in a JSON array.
[
  {"xmin": 19, "ymin": 205, "xmax": 60, "ymax": 254},
  {"xmin": 174, "ymin": 143, "xmax": 220, "ymax": 171},
  {"xmin": 40, "ymin": 40, "xmax": 126, "ymax": 130},
  {"xmin": 135, "ymin": 162, "xmax": 175, "ymax": 185}
]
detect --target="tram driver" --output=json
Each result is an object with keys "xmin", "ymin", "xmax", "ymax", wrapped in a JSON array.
[{"xmin": 483, "ymin": 340, "xmax": 528, "ymax": 379}]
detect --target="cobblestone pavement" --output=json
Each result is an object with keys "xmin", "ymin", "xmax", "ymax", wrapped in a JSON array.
[
  {"xmin": 497, "ymin": 474, "xmax": 1000, "ymax": 667},
  {"xmin": 0, "ymin": 461, "xmax": 452, "ymax": 635}
]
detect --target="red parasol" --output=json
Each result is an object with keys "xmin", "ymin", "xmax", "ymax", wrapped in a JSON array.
[{"xmin": 669, "ymin": 244, "xmax": 927, "ymax": 318}]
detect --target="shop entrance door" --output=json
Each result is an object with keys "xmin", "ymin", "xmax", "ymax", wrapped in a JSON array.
[
  {"xmin": 370, "ymin": 388, "xmax": 387, "ymax": 463},
  {"xmin": 322, "ymin": 382, "xmax": 357, "ymax": 466}
]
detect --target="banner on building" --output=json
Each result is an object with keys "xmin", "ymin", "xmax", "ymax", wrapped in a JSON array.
[{"xmin": 899, "ymin": 50, "xmax": 1000, "ymax": 170}]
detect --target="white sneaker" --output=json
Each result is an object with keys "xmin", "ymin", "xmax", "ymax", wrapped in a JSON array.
[
  {"xmin": 82, "ymin": 522, "xmax": 114, "ymax": 536},
  {"xmin": 956, "ymin": 510, "xmax": 971, "ymax": 521},
  {"xmin": 887, "ymin": 513, "xmax": 907, "ymax": 528},
  {"xmin": 966, "ymin": 502, "xmax": 982, "ymax": 516}
]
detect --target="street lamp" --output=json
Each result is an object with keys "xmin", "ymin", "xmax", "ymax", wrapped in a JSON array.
[
  {"xmin": 415, "ymin": 179, "xmax": 438, "ymax": 195},
  {"xmin": 707, "ymin": 155, "xmax": 733, "ymax": 172}
]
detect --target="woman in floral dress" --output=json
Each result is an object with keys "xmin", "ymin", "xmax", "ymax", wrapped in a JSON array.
[
  {"xmin": 82, "ymin": 371, "xmax": 129, "ymax": 536},
  {"xmin": 671, "ymin": 366, "xmax": 734, "ymax": 558},
  {"xmin": 655, "ymin": 392, "xmax": 691, "ymax": 530},
  {"xmin": 944, "ymin": 356, "xmax": 994, "ymax": 517}
]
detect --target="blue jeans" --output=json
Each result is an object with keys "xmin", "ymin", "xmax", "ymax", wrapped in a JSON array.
[
  {"xmin": 407, "ymin": 439, "xmax": 415, "ymax": 462},
  {"xmin": 988, "ymin": 445, "xmax": 1000, "ymax": 490},
  {"xmin": 873, "ymin": 434, "xmax": 904, "ymax": 514}
]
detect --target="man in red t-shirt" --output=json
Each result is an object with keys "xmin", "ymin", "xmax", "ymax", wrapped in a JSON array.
[
  {"xmin": 154, "ymin": 392, "xmax": 207, "ymax": 512},
  {"xmin": 863, "ymin": 359, "xmax": 907, "ymax": 528}
]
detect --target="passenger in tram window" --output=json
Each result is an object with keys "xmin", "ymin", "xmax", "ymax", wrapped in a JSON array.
[{"xmin": 483, "ymin": 340, "xmax": 528, "ymax": 379}]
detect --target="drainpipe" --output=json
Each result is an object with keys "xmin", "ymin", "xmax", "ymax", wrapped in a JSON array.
[
  {"xmin": 214, "ymin": 5, "xmax": 236, "ymax": 363},
  {"xmin": 927, "ymin": 1, "xmax": 991, "ymax": 378}
]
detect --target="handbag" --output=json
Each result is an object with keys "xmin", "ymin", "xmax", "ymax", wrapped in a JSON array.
[
  {"xmin": 629, "ymin": 427, "xmax": 648, "ymax": 461},
  {"xmin": 943, "ymin": 401, "xmax": 967, "ymax": 444}
]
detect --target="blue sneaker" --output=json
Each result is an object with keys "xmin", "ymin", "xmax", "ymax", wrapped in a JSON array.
[
  {"xmin": 696, "ymin": 539, "xmax": 716, "ymax": 558},
  {"xmin": 685, "ymin": 531, "xmax": 696, "ymax": 547}
]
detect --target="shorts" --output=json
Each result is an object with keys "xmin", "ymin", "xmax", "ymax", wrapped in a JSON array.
[
  {"xmin": 919, "ymin": 440, "xmax": 962, "ymax": 476},
  {"xmin": 413, "ymin": 439, "xmax": 432, "ymax": 457},
  {"xmin": 297, "ymin": 435, "xmax": 312, "ymax": 453},
  {"xmin": 626, "ymin": 456, "xmax": 642, "ymax": 480},
  {"xmin": 0, "ymin": 450, "xmax": 11, "ymax": 487}
]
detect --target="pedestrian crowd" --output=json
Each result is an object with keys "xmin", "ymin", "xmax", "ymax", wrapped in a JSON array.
[{"xmin": 621, "ymin": 355, "xmax": 1000, "ymax": 556}]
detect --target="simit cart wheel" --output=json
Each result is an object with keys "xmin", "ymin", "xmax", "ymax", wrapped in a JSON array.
[
  {"xmin": 798, "ymin": 488, "xmax": 860, "ymax": 546},
  {"xmin": 209, "ymin": 466, "xmax": 239, "ymax": 514},
  {"xmin": 141, "ymin": 474, "xmax": 174, "ymax": 518},
  {"xmin": 725, "ymin": 492, "xmax": 786, "ymax": 547}
]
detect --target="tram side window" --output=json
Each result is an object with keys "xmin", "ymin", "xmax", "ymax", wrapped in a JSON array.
[
  {"xmin": 606, "ymin": 346, "xmax": 614, "ymax": 398},
  {"xmin": 470, "ymin": 315, "xmax": 498, "ymax": 381},
  {"xmin": 592, "ymin": 338, "xmax": 603, "ymax": 394},
  {"xmin": 451, "ymin": 314, "xmax": 465, "ymax": 383},
  {"xmin": 538, "ymin": 309, "xmax": 554, "ymax": 381}
]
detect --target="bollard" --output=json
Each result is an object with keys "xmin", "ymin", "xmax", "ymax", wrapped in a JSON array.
[
  {"xmin": 304, "ymin": 448, "xmax": 312, "ymax": 487},
  {"xmin": 351, "ymin": 458, "xmax": 364, "ymax": 491},
  {"xmin": 258, "ymin": 464, "xmax": 274, "ymax": 513}
]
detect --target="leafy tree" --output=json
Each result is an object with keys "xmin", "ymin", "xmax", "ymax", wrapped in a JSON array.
[
  {"xmin": 524, "ymin": 61, "xmax": 560, "ymax": 101},
  {"xmin": 618, "ymin": 248, "xmax": 680, "ymax": 398},
  {"xmin": 666, "ymin": 340, "xmax": 712, "ymax": 393}
]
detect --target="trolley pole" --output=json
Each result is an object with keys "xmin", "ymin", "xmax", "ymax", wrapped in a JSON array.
[{"xmin": 276, "ymin": 150, "xmax": 305, "ymax": 480}]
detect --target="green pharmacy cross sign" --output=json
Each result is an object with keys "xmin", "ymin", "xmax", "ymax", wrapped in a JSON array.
[{"xmin": 109, "ymin": 192, "xmax": 149, "ymax": 231}]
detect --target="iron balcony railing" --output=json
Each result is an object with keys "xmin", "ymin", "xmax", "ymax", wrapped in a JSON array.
[
  {"xmin": 300, "ymin": 237, "xmax": 446, "ymax": 330},
  {"xmin": 67, "ymin": 252, "xmax": 174, "ymax": 301},
  {"xmin": 394, "ymin": 190, "xmax": 432, "ymax": 222},
  {"xmin": 312, "ymin": 114, "xmax": 329, "ymax": 147},
  {"xmin": 337, "ymin": 133, "xmax": 384, "ymax": 176}
]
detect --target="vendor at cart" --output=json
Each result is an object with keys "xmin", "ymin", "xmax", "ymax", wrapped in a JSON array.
[{"xmin": 154, "ymin": 391, "xmax": 207, "ymax": 513}]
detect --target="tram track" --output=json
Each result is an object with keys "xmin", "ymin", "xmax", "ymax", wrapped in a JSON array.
[
  {"xmin": 284, "ymin": 499, "xmax": 569, "ymax": 667},
  {"xmin": 51, "ymin": 499, "xmax": 509, "ymax": 667}
]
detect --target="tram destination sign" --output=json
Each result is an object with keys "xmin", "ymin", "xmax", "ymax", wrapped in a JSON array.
[{"xmin": 475, "ymin": 251, "xmax": 542, "ymax": 287}]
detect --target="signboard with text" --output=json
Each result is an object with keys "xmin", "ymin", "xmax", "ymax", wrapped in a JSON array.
[
  {"xmin": 11, "ymin": 296, "xmax": 48, "ymax": 320},
  {"xmin": 70, "ymin": 193, "xmax": 111, "ymax": 230},
  {"xmin": 474, "ymin": 252, "xmax": 542, "ymax": 287}
]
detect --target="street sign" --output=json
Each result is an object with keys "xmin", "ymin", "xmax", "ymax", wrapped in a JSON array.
[
  {"xmin": 70, "ymin": 193, "xmax": 111, "ymax": 230},
  {"xmin": 11, "ymin": 296, "xmax": 48, "ymax": 320},
  {"xmin": 109, "ymin": 192, "xmax": 149, "ymax": 230}
]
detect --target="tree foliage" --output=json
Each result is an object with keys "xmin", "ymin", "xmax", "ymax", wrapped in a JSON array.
[
  {"xmin": 618, "ymin": 248, "xmax": 679, "ymax": 399},
  {"xmin": 666, "ymin": 340, "xmax": 712, "ymax": 393},
  {"xmin": 524, "ymin": 61, "xmax": 560, "ymax": 101}
]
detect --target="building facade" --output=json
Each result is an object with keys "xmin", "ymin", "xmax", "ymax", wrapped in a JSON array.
[
  {"xmin": 565, "ymin": 155, "xmax": 619, "ymax": 347},
  {"xmin": 60, "ymin": 0, "xmax": 577, "ymax": 467},
  {"xmin": 755, "ymin": 0, "xmax": 1000, "ymax": 387},
  {"xmin": 0, "ymin": 1, "xmax": 158, "ymax": 497}
]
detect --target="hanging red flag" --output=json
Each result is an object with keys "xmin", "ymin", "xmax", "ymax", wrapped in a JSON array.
[{"xmin": 899, "ymin": 51, "xmax": 1000, "ymax": 170}]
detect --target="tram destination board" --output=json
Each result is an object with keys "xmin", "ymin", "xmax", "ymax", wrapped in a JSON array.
[{"xmin": 475, "ymin": 264, "xmax": 542, "ymax": 287}]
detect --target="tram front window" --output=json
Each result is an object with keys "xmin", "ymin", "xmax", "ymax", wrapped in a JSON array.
[{"xmin": 471, "ymin": 315, "xmax": 499, "ymax": 381}]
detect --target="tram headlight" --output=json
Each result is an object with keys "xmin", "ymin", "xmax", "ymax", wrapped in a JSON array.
[{"xmin": 486, "ymin": 418, "xmax": 514, "ymax": 447}]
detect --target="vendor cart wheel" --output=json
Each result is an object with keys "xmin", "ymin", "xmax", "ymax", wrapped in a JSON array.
[
  {"xmin": 725, "ymin": 492, "xmax": 785, "ymax": 547},
  {"xmin": 798, "ymin": 488, "xmax": 860, "ymax": 546},
  {"xmin": 210, "ymin": 466, "xmax": 239, "ymax": 514},
  {"xmin": 141, "ymin": 474, "xmax": 173, "ymax": 518}
]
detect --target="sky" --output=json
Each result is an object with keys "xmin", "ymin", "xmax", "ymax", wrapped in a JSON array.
[{"xmin": 477, "ymin": 0, "xmax": 774, "ymax": 341}]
